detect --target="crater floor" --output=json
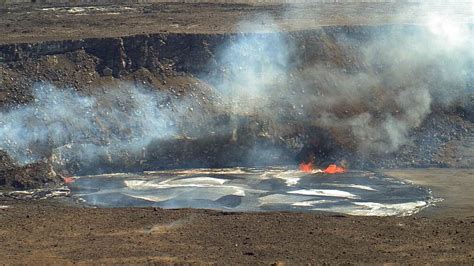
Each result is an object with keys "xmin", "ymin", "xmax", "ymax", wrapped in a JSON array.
[{"xmin": 71, "ymin": 167, "xmax": 433, "ymax": 216}]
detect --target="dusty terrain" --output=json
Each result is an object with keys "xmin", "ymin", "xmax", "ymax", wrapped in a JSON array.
[
  {"xmin": 0, "ymin": 2, "xmax": 472, "ymax": 44},
  {"xmin": 0, "ymin": 195, "xmax": 472, "ymax": 264}
]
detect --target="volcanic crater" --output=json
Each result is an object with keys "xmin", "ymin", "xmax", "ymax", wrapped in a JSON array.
[{"xmin": 0, "ymin": 2, "xmax": 473, "ymax": 264}]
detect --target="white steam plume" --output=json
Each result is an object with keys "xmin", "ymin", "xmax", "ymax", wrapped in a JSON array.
[
  {"xmin": 0, "ymin": 83, "xmax": 182, "ymax": 165},
  {"xmin": 0, "ymin": 9, "xmax": 472, "ymax": 171},
  {"xmin": 209, "ymin": 12, "xmax": 472, "ymax": 154}
]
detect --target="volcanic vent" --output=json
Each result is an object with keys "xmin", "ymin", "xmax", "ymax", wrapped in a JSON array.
[{"xmin": 0, "ymin": 14, "xmax": 472, "ymax": 216}]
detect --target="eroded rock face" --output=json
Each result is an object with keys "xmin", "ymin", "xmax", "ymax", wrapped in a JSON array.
[
  {"xmin": 0, "ymin": 150, "xmax": 16, "ymax": 172},
  {"xmin": 0, "ymin": 27, "xmax": 370, "ymax": 75},
  {"xmin": 0, "ymin": 25, "xmax": 472, "ymax": 182},
  {"xmin": 0, "ymin": 151, "xmax": 63, "ymax": 190}
]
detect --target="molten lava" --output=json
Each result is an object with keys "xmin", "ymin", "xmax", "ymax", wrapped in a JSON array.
[
  {"xmin": 323, "ymin": 164, "xmax": 346, "ymax": 174},
  {"xmin": 299, "ymin": 162, "xmax": 346, "ymax": 174},
  {"xmin": 63, "ymin": 177, "xmax": 75, "ymax": 184},
  {"xmin": 299, "ymin": 162, "xmax": 314, "ymax": 173}
]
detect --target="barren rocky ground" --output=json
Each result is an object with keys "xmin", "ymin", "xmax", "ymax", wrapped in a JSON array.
[
  {"xmin": 0, "ymin": 197, "xmax": 473, "ymax": 264},
  {"xmin": 0, "ymin": 2, "xmax": 472, "ymax": 44}
]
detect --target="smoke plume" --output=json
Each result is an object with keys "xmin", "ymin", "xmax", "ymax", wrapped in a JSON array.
[
  {"xmin": 209, "ymin": 13, "xmax": 472, "ymax": 154},
  {"xmin": 0, "ymin": 7, "xmax": 472, "ymax": 172},
  {"xmin": 0, "ymin": 83, "xmax": 199, "ymax": 167}
]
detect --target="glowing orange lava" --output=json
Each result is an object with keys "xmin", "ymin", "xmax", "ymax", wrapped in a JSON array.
[
  {"xmin": 323, "ymin": 164, "xmax": 346, "ymax": 174},
  {"xmin": 299, "ymin": 162, "xmax": 314, "ymax": 173},
  {"xmin": 63, "ymin": 177, "xmax": 75, "ymax": 184}
]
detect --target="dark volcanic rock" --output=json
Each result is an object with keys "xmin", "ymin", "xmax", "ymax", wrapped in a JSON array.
[{"xmin": 0, "ymin": 151, "xmax": 63, "ymax": 190}]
